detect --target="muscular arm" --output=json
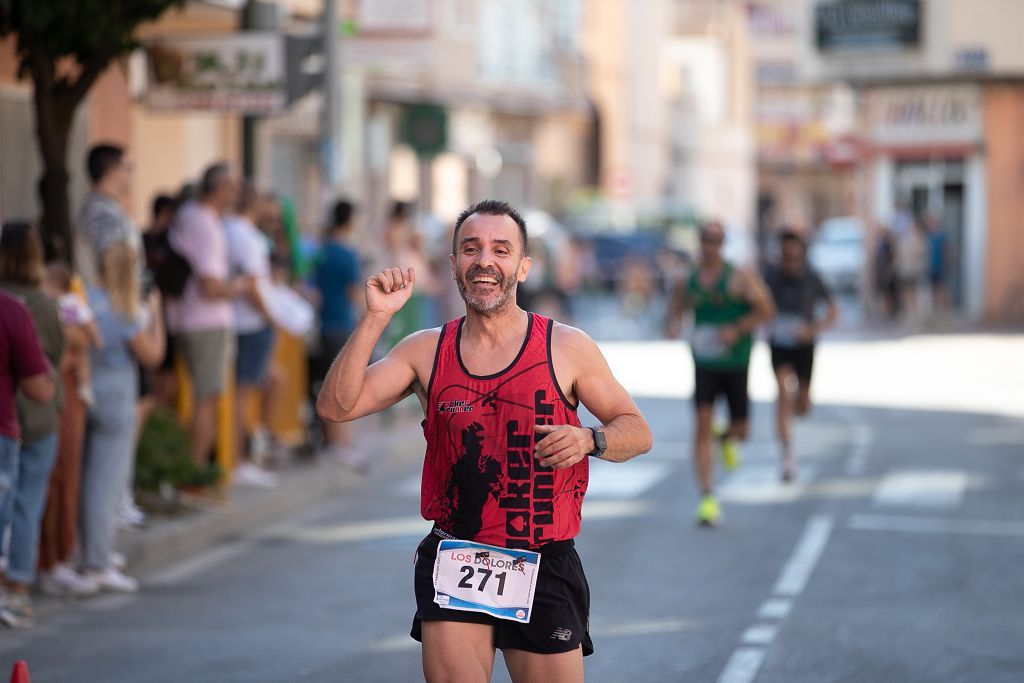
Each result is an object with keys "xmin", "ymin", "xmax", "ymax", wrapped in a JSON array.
[
  {"xmin": 535, "ymin": 325, "xmax": 653, "ymax": 468},
  {"xmin": 733, "ymin": 267, "xmax": 775, "ymax": 335}
]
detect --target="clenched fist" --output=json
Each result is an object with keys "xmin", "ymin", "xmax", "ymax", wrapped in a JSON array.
[{"xmin": 366, "ymin": 266, "xmax": 416, "ymax": 317}]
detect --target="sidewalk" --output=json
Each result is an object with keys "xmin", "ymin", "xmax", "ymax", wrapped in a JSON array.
[{"xmin": 119, "ymin": 410, "xmax": 425, "ymax": 577}]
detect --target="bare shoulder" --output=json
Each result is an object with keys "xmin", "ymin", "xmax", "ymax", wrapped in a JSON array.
[
  {"xmin": 391, "ymin": 326, "xmax": 443, "ymax": 363},
  {"xmin": 730, "ymin": 265, "xmax": 763, "ymax": 296},
  {"xmin": 550, "ymin": 321, "xmax": 602, "ymax": 362}
]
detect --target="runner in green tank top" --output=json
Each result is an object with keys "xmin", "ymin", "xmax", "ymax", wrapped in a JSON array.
[{"xmin": 668, "ymin": 221, "xmax": 774, "ymax": 526}]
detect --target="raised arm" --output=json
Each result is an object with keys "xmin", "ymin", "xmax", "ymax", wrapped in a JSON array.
[
  {"xmin": 534, "ymin": 326, "xmax": 652, "ymax": 469},
  {"xmin": 316, "ymin": 266, "xmax": 433, "ymax": 423}
]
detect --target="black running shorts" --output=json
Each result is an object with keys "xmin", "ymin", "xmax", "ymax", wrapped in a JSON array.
[
  {"xmin": 411, "ymin": 532, "xmax": 594, "ymax": 656},
  {"xmin": 770, "ymin": 344, "xmax": 815, "ymax": 383},
  {"xmin": 693, "ymin": 366, "xmax": 750, "ymax": 421}
]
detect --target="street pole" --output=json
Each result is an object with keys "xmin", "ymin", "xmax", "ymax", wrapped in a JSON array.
[
  {"xmin": 321, "ymin": 0, "xmax": 340, "ymax": 190},
  {"xmin": 242, "ymin": 0, "xmax": 279, "ymax": 181}
]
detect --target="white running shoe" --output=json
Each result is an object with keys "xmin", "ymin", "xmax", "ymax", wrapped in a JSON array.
[
  {"xmin": 232, "ymin": 462, "xmax": 279, "ymax": 488},
  {"xmin": 39, "ymin": 564, "xmax": 100, "ymax": 597},
  {"xmin": 87, "ymin": 567, "xmax": 139, "ymax": 593}
]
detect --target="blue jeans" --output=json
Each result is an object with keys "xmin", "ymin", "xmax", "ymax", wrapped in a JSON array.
[
  {"xmin": 0, "ymin": 436, "xmax": 19, "ymax": 541},
  {"xmin": 80, "ymin": 371, "xmax": 137, "ymax": 571},
  {"xmin": 4, "ymin": 433, "xmax": 58, "ymax": 585}
]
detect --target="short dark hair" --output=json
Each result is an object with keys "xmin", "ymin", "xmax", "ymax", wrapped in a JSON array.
[
  {"xmin": 390, "ymin": 200, "xmax": 412, "ymax": 221},
  {"xmin": 152, "ymin": 194, "xmax": 175, "ymax": 218},
  {"xmin": 200, "ymin": 162, "xmax": 231, "ymax": 197},
  {"xmin": 87, "ymin": 144, "xmax": 124, "ymax": 184},
  {"xmin": 452, "ymin": 199, "xmax": 528, "ymax": 256},
  {"xmin": 331, "ymin": 199, "xmax": 355, "ymax": 230},
  {"xmin": 0, "ymin": 221, "xmax": 44, "ymax": 286}
]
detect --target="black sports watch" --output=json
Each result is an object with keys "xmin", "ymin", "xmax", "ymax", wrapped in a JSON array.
[{"xmin": 587, "ymin": 427, "xmax": 607, "ymax": 459}]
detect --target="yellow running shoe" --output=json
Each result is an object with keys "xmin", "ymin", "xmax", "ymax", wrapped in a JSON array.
[
  {"xmin": 695, "ymin": 495, "xmax": 722, "ymax": 527},
  {"xmin": 720, "ymin": 437, "xmax": 740, "ymax": 471}
]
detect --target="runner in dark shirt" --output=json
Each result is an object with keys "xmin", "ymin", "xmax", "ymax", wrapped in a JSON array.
[{"xmin": 763, "ymin": 230, "xmax": 838, "ymax": 481}]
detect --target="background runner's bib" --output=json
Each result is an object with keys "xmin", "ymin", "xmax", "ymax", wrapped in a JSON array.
[
  {"xmin": 421, "ymin": 314, "xmax": 588, "ymax": 550},
  {"xmin": 770, "ymin": 313, "xmax": 805, "ymax": 348},
  {"xmin": 690, "ymin": 324, "xmax": 725, "ymax": 360},
  {"xmin": 433, "ymin": 539, "xmax": 540, "ymax": 623},
  {"xmin": 686, "ymin": 263, "xmax": 753, "ymax": 369}
]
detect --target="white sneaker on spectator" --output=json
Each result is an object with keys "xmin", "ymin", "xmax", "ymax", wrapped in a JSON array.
[
  {"xmin": 87, "ymin": 567, "xmax": 138, "ymax": 593},
  {"xmin": 110, "ymin": 551, "xmax": 127, "ymax": 571},
  {"xmin": 39, "ymin": 564, "xmax": 100, "ymax": 597},
  {"xmin": 232, "ymin": 462, "xmax": 278, "ymax": 488},
  {"xmin": 116, "ymin": 494, "xmax": 147, "ymax": 530}
]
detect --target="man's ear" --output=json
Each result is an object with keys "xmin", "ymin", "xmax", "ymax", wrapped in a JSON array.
[
  {"xmin": 517, "ymin": 256, "xmax": 533, "ymax": 283},
  {"xmin": 449, "ymin": 253, "xmax": 456, "ymax": 279}
]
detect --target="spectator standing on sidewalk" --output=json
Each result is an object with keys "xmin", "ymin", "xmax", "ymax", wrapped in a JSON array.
[
  {"xmin": 0, "ymin": 223, "xmax": 64, "ymax": 628},
  {"xmin": 142, "ymin": 194, "xmax": 179, "ymax": 407},
  {"xmin": 74, "ymin": 144, "xmax": 140, "ymax": 289},
  {"xmin": 37, "ymin": 264, "xmax": 99, "ymax": 598},
  {"xmin": 225, "ymin": 184, "xmax": 278, "ymax": 488},
  {"xmin": 313, "ymin": 200, "xmax": 363, "ymax": 466},
  {"xmin": 79, "ymin": 243, "xmax": 165, "ymax": 593},
  {"xmin": 166, "ymin": 163, "xmax": 252, "ymax": 467},
  {"xmin": 0, "ymin": 295, "xmax": 54, "ymax": 605}
]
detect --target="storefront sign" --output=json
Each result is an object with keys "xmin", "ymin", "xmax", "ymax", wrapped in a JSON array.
[
  {"xmin": 144, "ymin": 33, "xmax": 285, "ymax": 114},
  {"xmin": 816, "ymin": 0, "xmax": 921, "ymax": 51},
  {"xmin": 868, "ymin": 85, "xmax": 981, "ymax": 147}
]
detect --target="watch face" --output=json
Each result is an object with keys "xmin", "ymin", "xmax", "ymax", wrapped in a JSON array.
[{"xmin": 594, "ymin": 428, "xmax": 607, "ymax": 450}]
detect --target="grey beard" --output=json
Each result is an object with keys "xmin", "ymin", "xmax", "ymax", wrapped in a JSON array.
[{"xmin": 457, "ymin": 276, "xmax": 517, "ymax": 315}]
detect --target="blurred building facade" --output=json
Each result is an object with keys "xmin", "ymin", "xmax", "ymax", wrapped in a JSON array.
[{"xmin": 803, "ymin": 0, "xmax": 1024, "ymax": 323}]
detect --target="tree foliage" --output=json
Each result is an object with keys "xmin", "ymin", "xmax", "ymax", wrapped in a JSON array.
[{"xmin": 0, "ymin": 0, "xmax": 182, "ymax": 255}]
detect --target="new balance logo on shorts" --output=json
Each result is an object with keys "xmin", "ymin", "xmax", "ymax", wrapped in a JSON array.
[{"xmin": 549, "ymin": 627, "xmax": 573, "ymax": 642}]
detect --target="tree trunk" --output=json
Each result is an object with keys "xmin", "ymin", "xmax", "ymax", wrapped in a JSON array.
[{"xmin": 28, "ymin": 44, "xmax": 109, "ymax": 264}]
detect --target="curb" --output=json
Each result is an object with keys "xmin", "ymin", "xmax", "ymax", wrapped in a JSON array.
[{"xmin": 119, "ymin": 419, "xmax": 425, "ymax": 578}]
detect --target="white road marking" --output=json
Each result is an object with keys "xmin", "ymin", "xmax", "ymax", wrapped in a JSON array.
[
  {"xmin": 593, "ymin": 617, "xmax": 695, "ymax": 637},
  {"xmin": 719, "ymin": 464, "xmax": 815, "ymax": 505},
  {"xmin": 966, "ymin": 426, "xmax": 1024, "ymax": 447},
  {"xmin": 716, "ymin": 648, "xmax": 767, "ymax": 683},
  {"xmin": 873, "ymin": 470, "xmax": 968, "ymax": 508},
  {"xmin": 773, "ymin": 515, "xmax": 834, "ymax": 597},
  {"xmin": 581, "ymin": 499, "xmax": 652, "ymax": 519},
  {"xmin": 368, "ymin": 616, "xmax": 696, "ymax": 654},
  {"xmin": 741, "ymin": 624, "xmax": 778, "ymax": 646},
  {"xmin": 586, "ymin": 461, "xmax": 670, "ymax": 498},
  {"xmin": 843, "ymin": 424, "xmax": 873, "ymax": 475},
  {"xmin": 850, "ymin": 513, "xmax": 1024, "ymax": 539},
  {"xmin": 146, "ymin": 542, "xmax": 251, "ymax": 586},
  {"xmin": 717, "ymin": 515, "xmax": 834, "ymax": 683},
  {"xmin": 757, "ymin": 598, "xmax": 792, "ymax": 620},
  {"xmin": 267, "ymin": 501, "xmax": 651, "ymax": 547}
]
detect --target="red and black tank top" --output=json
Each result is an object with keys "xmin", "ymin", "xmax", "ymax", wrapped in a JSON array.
[{"xmin": 421, "ymin": 313, "xmax": 588, "ymax": 550}]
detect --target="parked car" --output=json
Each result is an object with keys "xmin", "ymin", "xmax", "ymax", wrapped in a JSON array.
[{"xmin": 809, "ymin": 216, "xmax": 865, "ymax": 293}]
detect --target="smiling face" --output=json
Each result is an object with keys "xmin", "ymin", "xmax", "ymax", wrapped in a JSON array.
[{"xmin": 450, "ymin": 212, "xmax": 531, "ymax": 316}]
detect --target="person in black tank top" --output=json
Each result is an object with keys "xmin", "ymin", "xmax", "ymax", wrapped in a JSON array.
[
  {"xmin": 764, "ymin": 230, "xmax": 837, "ymax": 481},
  {"xmin": 316, "ymin": 200, "xmax": 652, "ymax": 682}
]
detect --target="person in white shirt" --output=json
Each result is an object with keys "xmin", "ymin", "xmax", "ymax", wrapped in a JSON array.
[{"xmin": 224, "ymin": 184, "xmax": 278, "ymax": 488}]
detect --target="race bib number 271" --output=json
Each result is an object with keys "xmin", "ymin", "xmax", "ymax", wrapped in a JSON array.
[{"xmin": 433, "ymin": 540, "xmax": 541, "ymax": 623}]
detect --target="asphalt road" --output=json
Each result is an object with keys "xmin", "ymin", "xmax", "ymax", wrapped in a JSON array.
[{"xmin": 4, "ymin": 333, "xmax": 1023, "ymax": 682}]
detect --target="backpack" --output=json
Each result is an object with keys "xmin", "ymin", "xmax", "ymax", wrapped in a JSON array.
[{"xmin": 154, "ymin": 235, "xmax": 192, "ymax": 298}]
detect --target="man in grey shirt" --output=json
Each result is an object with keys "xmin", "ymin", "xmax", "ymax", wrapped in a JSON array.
[{"xmin": 75, "ymin": 144, "xmax": 139, "ymax": 288}]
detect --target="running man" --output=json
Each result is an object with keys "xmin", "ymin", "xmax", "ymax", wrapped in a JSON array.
[
  {"xmin": 317, "ymin": 199, "xmax": 652, "ymax": 683},
  {"xmin": 667, "ymin": 221, "xmax": 774, "ymax": 527},
  {"xmin": 763, "ymin": 230, "xmax": 837, "ymax": 482}
]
